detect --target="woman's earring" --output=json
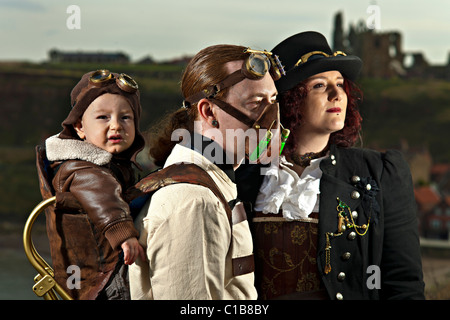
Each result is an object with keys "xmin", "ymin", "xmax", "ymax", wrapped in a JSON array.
[{"xmin": 212, "ymin": 119, "xmax": 218, "ymax": 127}]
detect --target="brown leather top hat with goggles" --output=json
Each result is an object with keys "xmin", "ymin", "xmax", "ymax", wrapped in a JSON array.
[{"xmin": 272, "ymin": 31, "xmax": 363, "ymax": 94}]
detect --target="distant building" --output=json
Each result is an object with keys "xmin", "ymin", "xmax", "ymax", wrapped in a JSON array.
[
  {"xmin": 396, "ymin": 139, "xmax": 450, "ymax": 239},
  {"xmin": 161, "ymin": 55, "xmax": 192, "ymax": 66},
  {"xmin": 404, "ymin": 52, "xmax": 450, "ymax": 80},
  {"xmin": 432, "ymin": 163, "xmax": 450, "ymax": 195},
  {"xmin": 332, "ymin": 12, "xmax": 450, "ymax": 80},
  {"xmin": 49, "ymin": 49, "xmax": 130, "ymax": 64},
  {"xmin": 333, "ymin": 12, "xmax": 405, "ymax": 78},
  {"xmin": 413, "ymin": 161, "xmax": 450, "ymax": 240},
  {"xmin": 400, "ymin": 140, "xmax": 433, "ymax": 186},
  {"xmin": 416, "ymin": 185, "xmax": 450, "ymax": 239},
  {"xmin": 136, "ymin": 55, "xmax": 155, "ymax": 64}
]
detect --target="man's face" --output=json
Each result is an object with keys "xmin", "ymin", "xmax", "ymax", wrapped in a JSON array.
[{"xmin": 213, "ymin": 60, "xmax": 278, "ymax": 164}]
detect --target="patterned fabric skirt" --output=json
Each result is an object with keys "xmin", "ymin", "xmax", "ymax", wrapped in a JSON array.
[{"xmin": 252, "ymin": 212, "xmax": 328, "ymax": 300}]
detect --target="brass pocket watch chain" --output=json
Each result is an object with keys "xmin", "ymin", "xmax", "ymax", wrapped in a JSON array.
[{"xmin": 324, "ymin": 198, "xmax": 370, "ymax": 274}]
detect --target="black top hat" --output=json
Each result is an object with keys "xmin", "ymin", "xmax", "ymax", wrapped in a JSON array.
[{"xmin": 272, "ymin": 31, "xmax": 363, "ymax": 93}]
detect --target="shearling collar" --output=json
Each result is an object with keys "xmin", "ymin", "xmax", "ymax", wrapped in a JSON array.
[{"xmin": 45, "ymin": 134, "xmax": 112, "ymax": 166}]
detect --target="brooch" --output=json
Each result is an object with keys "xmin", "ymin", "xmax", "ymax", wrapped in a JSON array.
[{"xmin": 324, "ymin": 198, "xmax": 370, "ymax": 275}]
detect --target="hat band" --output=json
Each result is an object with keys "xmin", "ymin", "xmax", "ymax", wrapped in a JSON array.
[{"xmin": 293, "ymin": 50, "xmax": 347, "ymax": 69}]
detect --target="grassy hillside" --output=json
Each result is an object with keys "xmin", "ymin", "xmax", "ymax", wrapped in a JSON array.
[{"xmin": 358, "ymin": 78, "xmax": 450, "ymax": 163}]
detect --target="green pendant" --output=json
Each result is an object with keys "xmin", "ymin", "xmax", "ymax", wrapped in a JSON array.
[{"xmin": 279, "ymin": 128, "xmax": 290, "ymax": 155}]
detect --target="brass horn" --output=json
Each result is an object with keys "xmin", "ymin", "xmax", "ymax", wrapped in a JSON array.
[{"xmin": 23, "ymin": 196, "xmax": 72, "ymax": 300}]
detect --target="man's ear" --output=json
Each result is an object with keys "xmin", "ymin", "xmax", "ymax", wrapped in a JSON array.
[
  {"xmin": 197, "ymin": 98, "xmax": 217, "ymax": 128},
  {"xmin": 74, "ymin": 120, "xmax": 86, "ymax": 140}
]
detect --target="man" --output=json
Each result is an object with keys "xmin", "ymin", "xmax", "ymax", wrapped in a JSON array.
[{"xmin": 129, "ymin": 44, "xmax": 283, "ymax": 299}]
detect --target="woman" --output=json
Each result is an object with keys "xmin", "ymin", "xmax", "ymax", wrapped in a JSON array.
[
  {"xmin": 129, "ymin": 44, "xmax": 283, "ymax": 299},
  {"xmin": 238, "ymin": 31, "xmax": 425, "ymax": 300}
]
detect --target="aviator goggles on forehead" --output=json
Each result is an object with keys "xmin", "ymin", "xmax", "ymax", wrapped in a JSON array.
[
  {"xmin": 89, "ymin": 69, "xmax": 139, "ymax": 93},
  {"xmin": 293, "ymin": 50, "xmax": 347, "ymax": 69},
  {"xmin": 183, "ymin": 48, "xmax": 285, "ymax": 109},
  {"xmin": 243, "ymin": 48, "xmax": 286, "ymax": 81}
]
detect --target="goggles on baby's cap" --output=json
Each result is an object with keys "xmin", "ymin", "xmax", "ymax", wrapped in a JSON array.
[{"xmin": 89, "ymin": 69, "xmax": 139, "ymax": 93}]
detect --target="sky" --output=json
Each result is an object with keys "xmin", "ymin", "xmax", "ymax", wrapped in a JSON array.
[{"xmin": 1, "ymin": 0, "xmax": 449, "ymax": 65}]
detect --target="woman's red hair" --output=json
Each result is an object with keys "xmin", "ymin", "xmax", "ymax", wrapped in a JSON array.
[{"xmin": 280, "ymin": 78, "xmax": 363, "ymax": 155}]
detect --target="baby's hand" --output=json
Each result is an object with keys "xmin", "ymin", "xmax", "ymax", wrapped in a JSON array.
[{"xmin": 121, "ymin": 237, "xmax": 146, "ymax": 265}]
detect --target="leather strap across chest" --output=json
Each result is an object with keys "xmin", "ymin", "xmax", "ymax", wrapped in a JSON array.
[
  {"xmin": 128, "ymin": 162, "xmax": 232, "ymax": 223},
  {"xmin": 127, "ymin": 162, "xmax": 254, "ymax": 277}
]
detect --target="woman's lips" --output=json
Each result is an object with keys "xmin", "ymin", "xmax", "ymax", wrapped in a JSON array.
[{"xmin": 326, "ymin": 107, "xmax": 342, "ymax": 113}]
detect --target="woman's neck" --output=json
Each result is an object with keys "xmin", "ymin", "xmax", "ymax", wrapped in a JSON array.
[
  {"xmin": 293, "ymin": 130, "xmax": 330, "ymax": 156},
  {"xmin": 286, "ymin": 130, "xmax": 330, "ymax": 176}
]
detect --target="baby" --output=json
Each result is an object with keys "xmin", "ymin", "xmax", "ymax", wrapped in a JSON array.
[{"xmin": 45, "ymin": 70, "xmax": 146, "ymax": 300}]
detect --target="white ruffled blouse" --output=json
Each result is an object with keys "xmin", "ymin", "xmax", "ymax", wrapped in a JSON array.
[{"xmin": 254, "ymin": 155, "xmax": 327, "ymax": 221}]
